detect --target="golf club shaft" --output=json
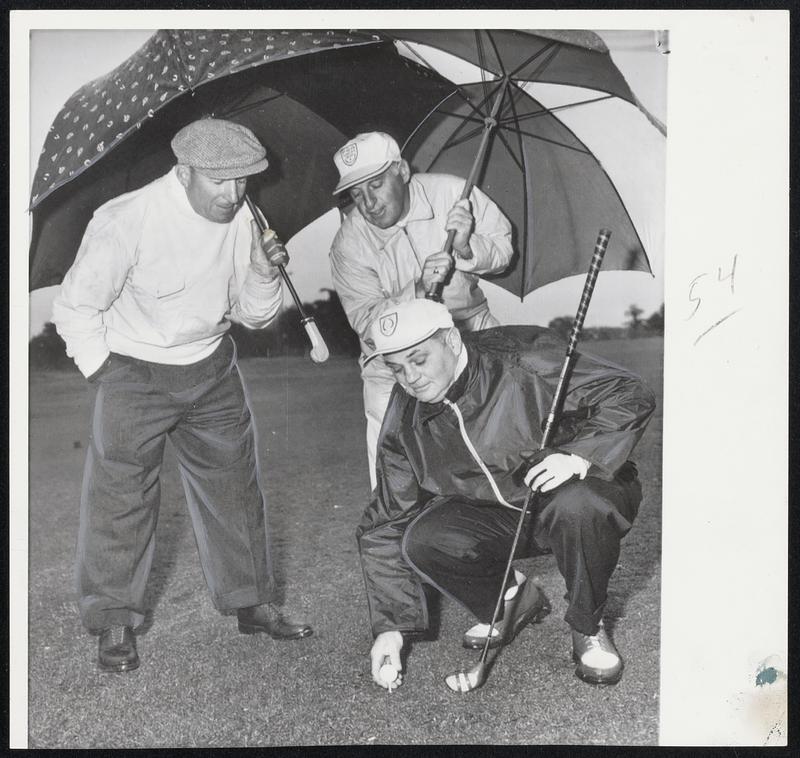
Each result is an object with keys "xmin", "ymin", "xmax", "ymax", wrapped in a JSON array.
[
  {"xmin": 426, "ymin": 79, "xmax": 508, "ymax": 302},
  {"xmin": 477, "ymin": 228, "xmax": 611, "ymax": 667},
  {"xmin": 542, "ymin": 228, "xmax": 610, "ymax": 441},
  {"xmin": 245, "ymin": 194, "xmax": 330, "ymax": 363}
]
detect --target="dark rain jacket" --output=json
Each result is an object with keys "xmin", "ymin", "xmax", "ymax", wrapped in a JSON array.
[{"xmin": 356, "ymin": 326, "xmax": 656, "ymax": 637}]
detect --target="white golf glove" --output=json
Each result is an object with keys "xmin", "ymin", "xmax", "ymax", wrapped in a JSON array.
[
  {"xmin": 524, "ymin": 453, "xmax": 590, "ymax": 493},
  {"xmin": 370, "ymin": 630, "xmax": 404, "ymax": 690}
]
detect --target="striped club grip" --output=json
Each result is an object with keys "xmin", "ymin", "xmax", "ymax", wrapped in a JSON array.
[{"xmin": 566, "ymin": 229, "xmax": 611, "ymax": 355}]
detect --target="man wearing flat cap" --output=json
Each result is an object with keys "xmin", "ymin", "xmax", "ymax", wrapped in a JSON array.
[
  {"xmin": 356, "ymin": 299, "xmax": 655, "ymax": 690},
  {"xmin": 53, "ymin": 118, "xmax": 312, "ymax": 673},
  {"xmin": 329, "ymin": 131, "xmax": 514, "ymax": 489}
]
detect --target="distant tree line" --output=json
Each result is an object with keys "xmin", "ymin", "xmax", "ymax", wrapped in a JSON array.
[
  {"xmin": 548, "ymin": 302, "xmax": 664, "ymax": 342},
  {"xmin": 229, "ymin": 288, "xmax": 360, "ymax": 358},
  {"xmin": 29, "ymin": 289, "xmax": 360, "ymax": 371},
  {"xmin": 30, "ymin": 294, "xmax": 664, "ymax": 372}
]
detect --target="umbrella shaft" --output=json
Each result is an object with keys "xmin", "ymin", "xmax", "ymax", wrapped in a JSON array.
[{"xmin": 427, "ymin": 79, "xmax": 508, "ymax": 302}]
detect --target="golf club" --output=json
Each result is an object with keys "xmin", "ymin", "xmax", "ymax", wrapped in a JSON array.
[
  {"xmin": 445, "ymin": 227, "xmax": 612, "ymax": 693},
  {"xmin": 245, "ymin": 195, "xmax": 330, "ymax": 364}
]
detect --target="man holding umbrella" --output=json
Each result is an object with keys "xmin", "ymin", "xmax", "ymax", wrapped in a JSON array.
[
  {"xmin": 329, "ymin": 131, "xmax": 514, "ymax": 488},
  {"xmin": 356, "ymin": 299, "xmax": 655, "ymax": 690},
  {"xmin": 52, "ymin": 118, "xmax": 312, "ymax": 673}
]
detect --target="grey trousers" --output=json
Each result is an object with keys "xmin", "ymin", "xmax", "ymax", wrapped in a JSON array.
[
  {"xmin": 77, "ymin": 336, "xmax": 276, "ymax": 631},
  {"xmin": 402, "ymin": 472, "xmax": 642, "ymax": 636}
]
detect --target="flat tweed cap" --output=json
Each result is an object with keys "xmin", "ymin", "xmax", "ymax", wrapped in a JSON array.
[{"xmin": 171, "ymin": 118, "xmax": 268, "ymax": 179}]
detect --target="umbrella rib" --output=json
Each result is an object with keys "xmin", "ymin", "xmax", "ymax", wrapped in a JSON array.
[
  {"xmin": 484, "ymin": 30, "xmax": 509, "ymax": 78},
  {"xmin": 507, "ymin": 129, "xmax": 593, "ymax": 155},
  {"xmin": 427, "ymin": 80, "xmax": 508, "ymax": 157},
  {"xmin": 443, "ymin": 124, "xmax": 496, "ymax": 152},
  {"xmin": 220, "ymin": 91, "xmax": 285, "ymax": 119},
  {"xmin": 400, "ymin": 89, "xmax": 468, "ymax": 152},
  {"xmin": 507, "ymin": 41, "xmax": 562, "ymax": 83},
  {"xmin": 500, "ymin": 93, "xmax": 616, "ymax": 125},
  {"xmin": 475, "ymin": 31, "xmax": 494, "ymax": 103}
]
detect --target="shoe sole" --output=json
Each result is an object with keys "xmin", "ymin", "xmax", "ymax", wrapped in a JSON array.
[
  {"xmin": 462, "ymin": 598, "xmax": 551, "ymax": 650},
  {"xmin": 237, "ymin": 622, "xmax": 313, "ymax": 640},
  {"xmin": 98, "ymin": 659, "xmax": 140, "ymax": 673},
  {"xmin": 572, "ymin": 653, "xmax": 623, "ymax": 685}
]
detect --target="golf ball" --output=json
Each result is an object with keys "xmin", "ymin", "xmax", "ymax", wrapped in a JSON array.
[{"xmin": 379, "ymin": 663, "xmax": 399, "ymax": 684}]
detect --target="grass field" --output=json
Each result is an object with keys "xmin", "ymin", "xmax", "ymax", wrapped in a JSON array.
[{"xmin": 26, "ymin": 336, "xmax": 663, "ymax": 748}]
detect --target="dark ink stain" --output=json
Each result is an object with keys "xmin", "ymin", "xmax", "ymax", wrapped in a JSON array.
[{"xmin": 755, "ymin": 666, "xmax": 778, "ymax": 687}]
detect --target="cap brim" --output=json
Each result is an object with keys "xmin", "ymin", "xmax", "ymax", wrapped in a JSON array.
[
  {"xmin": 363, "ymin": 329, "xmax": 441, "ymax": 365},
  {"xmin": 193, "ymin": 158, "xmax": 269, "ymax": 180},
  {"xmin": 332, "ymin": 160, "xmax": 393, "ymax": 195}
]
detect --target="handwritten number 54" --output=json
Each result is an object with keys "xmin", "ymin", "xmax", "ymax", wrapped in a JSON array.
[{"xmin": 688, "ymin": 254, "xmax": 738, "ymax": 320}]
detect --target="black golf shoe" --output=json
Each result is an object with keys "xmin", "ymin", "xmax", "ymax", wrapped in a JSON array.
[
  {"xmin": 237, "ymin": 603, "xmax": 313, "ymax": 640},
  {"xmin": 462, "ymin": 578, "xmax": 550, "ymax": 650},
  {"xmin": 98, "ymin": 625, "xmax": 139, "ymax": 673},
  {"xmin": 571, "ymin": 623, "xmax": 623, "ymax": 685}
]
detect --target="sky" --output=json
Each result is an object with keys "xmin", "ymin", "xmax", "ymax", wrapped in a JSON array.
[{"xmin": 27, "ymin": 27, "xmax": 667, "ymax": 337}]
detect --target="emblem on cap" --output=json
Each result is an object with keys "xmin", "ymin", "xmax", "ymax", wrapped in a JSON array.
[
  {"xmin": 379, "ymin": 312, "xmax": 398, "ymax": 337},
  {"xmin": 340, "ymin": 143, "xmax": 358, "ymax": 166}
]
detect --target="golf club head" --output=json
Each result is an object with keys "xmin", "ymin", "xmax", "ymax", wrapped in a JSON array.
[{"xmin": 444, "ymin": 662, "xmax": 486, "ymax": 693}]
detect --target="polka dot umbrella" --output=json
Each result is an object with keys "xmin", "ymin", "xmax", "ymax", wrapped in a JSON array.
[
  {"xmin": 29, "ymin": 29, "xmax": 455, "ymax": 289},
  {"xmin": 30, "ymin": 28, "xmax": 660, "ymax": 300}
]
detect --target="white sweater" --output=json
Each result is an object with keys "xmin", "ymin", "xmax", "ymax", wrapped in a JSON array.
[{"xmin": 53, "ymin": 169, "xmax": 283, "ymax": 377}]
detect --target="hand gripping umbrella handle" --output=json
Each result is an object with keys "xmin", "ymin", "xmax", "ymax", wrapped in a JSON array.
[
  {"xmin": 426, "ymin": 78, "xmax": 509, "ymax": 303},
  {"xmin": 245, "ymin": 195, "xmax": 329, "ymax": 364},
  {"xmin": 476, "ymin": 228, "xmax": 611, "ymax": 670}
]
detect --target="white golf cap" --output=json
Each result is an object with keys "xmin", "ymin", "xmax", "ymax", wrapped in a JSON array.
[
  {"xmin": 363, "ymin": 299, "xmax": 455, "ymax": 364},
  {"xmin": 332, "ymin": 132, "xmax": 402, "ymax": 195}
]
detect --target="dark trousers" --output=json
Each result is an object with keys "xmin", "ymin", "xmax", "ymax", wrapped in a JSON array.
[
  {"xmin": 401, "ymin": 474, "xmax": 641, "ymax": 636},
  {"xmin": 77, "ymin": 336, "xmax": 276, "ymax": 631}
]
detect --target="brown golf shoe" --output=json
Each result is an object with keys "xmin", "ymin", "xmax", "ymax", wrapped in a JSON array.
[
  {"xmin": 462, "ymin": 579, "xmax": 550, "ymax": 650},
  {"xmin": 98, "ymin": 626, "xmax": 139, "ymax": 673},
  {"xmin": 571, "ymin": 623, "xmax": 624, "ymax": 685}
]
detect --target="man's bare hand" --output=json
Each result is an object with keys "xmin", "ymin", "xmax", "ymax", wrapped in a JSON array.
[
  {"xmin": 250, "ymin": 221, "xmax": 289, "ymax": 278},
  {"xmin": 416, "ymin": 251, "xmax": 454, "ymax": 297},
  {"xmin": 445, "ymin": 198, "xmax": 475, "ymax": 259},
  {"xmin": 370, "ymin": 631, "xmax": 404, "ymax": 690}
]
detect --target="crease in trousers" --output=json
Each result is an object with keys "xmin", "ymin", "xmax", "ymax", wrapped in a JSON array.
[{"xmin": 77, "ymin": 335, "xmax": 276, "ymax": 631}]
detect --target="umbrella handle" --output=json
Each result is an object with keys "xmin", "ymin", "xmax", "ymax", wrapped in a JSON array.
[
  {"xmin": 244, "ymin": 194, "xmax": 330, "ymax": 364},
  {"xmin": 425, "ymin": 78, "xmax": 508, "ymax": 303}
]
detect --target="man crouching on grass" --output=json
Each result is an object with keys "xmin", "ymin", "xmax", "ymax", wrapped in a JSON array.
[{"xmin": 355, "ymin": 299, "xmax": 655, "ymax": 690}]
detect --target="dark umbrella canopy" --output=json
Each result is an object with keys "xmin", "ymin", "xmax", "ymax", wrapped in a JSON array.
[
  {"xmin": 30, "ymin": 29, "xmax": 382, "ymax": 207},
  {"xmin": 404, "ymin": 80, "xmax": 650, "ymax": 298},
  {"xmin": 383, "ymin": 29, "xmax": 637, "ymax": 101},
  {"xmin": 30, "ymin": 28, "xmax": 658, "ymax": 300},
  {"xmin": 381, "ymin": 28, "xmax": 665, "ymax": 133},
  {"xmin": 386, "ymin": 28, "xmax": 657, "ymax": 299},
  {"xmin": 29, "ymin": 31, "xmax": 455, "ymax": 290}
]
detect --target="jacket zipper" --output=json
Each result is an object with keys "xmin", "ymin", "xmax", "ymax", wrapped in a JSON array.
[{"xmin": 443, "ymin": 398, "xmax": 522, "ymax": 512}]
